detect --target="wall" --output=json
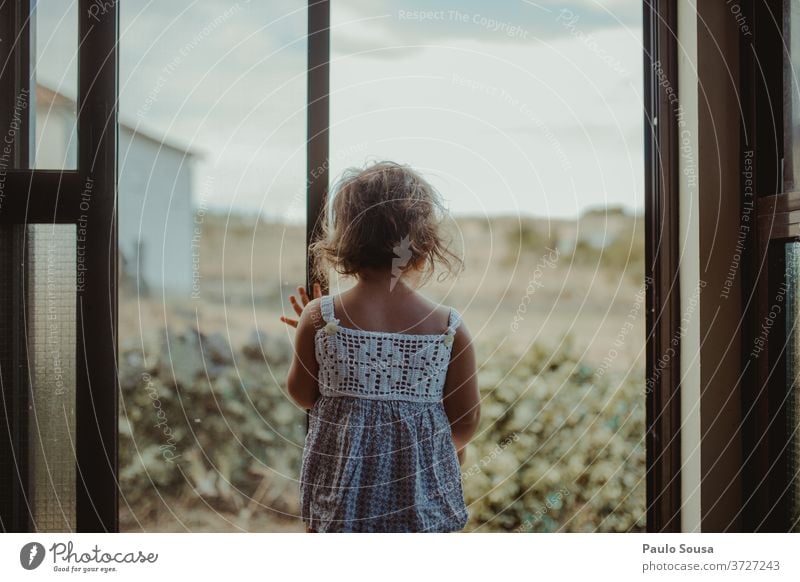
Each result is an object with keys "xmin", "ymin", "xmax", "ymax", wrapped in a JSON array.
[
  {"xmin": 34, "ymin": 101, "xmax": 77, "ymax": 168},
  {"xmin": 118, "ymin": 128, "xmax": 194, "ymax": 297},
  {"xmin": 696, "ymin": 0, "xmax": 744, "ymax": 532}
]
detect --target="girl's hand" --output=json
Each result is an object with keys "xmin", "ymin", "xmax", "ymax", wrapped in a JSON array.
[{"xmin": 279, "ymin": 282, "xmax": 323, "ymax": 328}]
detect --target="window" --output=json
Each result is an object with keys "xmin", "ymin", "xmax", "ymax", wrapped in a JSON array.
[
  {"xmin": 117, "ymin": 0, "xmax": 310, "ymax": 532},
  {"xmin": 0, "ymin": 0, "xmax": 117, "ymax": 532}
]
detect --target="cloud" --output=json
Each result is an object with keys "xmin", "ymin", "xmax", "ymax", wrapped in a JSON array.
[
  {"xmin": 333, "ymin": 0, "xmax": 642, "ymax": 60},
  {"xmin": 327, "ymin": 20, "xmax": 644, "ymax": 219}
]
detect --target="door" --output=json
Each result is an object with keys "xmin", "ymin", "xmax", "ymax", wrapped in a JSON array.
[{"xmin": 0, "ymin": 0, "xmax": 118, "ymax": 532}]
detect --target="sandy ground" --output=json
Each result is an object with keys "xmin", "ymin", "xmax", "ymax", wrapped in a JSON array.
[{"xmin": 120, "ymin": 213, "xmax": 645, "ymax": 372}]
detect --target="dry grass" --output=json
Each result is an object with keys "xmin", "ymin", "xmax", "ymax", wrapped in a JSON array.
[{"xmin": 122, "ymin": 212, "xmax": 645, "ymax": 372}]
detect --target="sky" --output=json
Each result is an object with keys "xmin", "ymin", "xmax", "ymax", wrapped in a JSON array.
[{"xmin": 35, "ymin": 0, "xmax": 643, "ymax": 222}]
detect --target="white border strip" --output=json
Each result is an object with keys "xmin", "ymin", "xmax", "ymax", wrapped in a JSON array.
[{"xmin": 677, "ymin": 0, "xmax": 703, "ymax": 533}]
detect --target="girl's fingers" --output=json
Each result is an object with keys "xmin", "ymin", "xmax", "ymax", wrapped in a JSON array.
[
  {"xmin": 286, "ymin": 283, "xmax": 322, "ymax": 324},
  {"xmin": 290, "ymin": 295, "xmax": 303, "ymax": 317},
  {"xmin": 297, "ymin": 286, "xmax": 310, "ymax": 305}
]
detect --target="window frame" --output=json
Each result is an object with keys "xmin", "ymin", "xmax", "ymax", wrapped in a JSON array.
[
  {"xmin": 743, "ymin": 0, "xmax": 797, "ymax": 532},
  {"xmin": 0, "ymin": 0, "xmax": 118, "ymax": 532},
  {"xmin": 643, "ymin": 0, "xmax": 683, "ymax": 533},
  {"xmin": 306, "ymin": 0, "xmax": 330, "ymax": 295}
]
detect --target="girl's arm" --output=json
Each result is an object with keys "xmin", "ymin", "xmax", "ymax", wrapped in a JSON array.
[
  {"xmin": 286, "ymin": 297, "xmax": 321, "ymax": 409},
  {"xmin": 442, "ymin": 322, "xmax": 480, "ymax": 464}
]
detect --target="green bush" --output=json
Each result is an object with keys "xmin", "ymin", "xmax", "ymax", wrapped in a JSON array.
[{"xmin": 119, "ymin": 329, "xmax": 645, "ymax": 531}]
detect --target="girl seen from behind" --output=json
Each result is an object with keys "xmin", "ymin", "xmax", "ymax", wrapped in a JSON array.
[{"xmin": 281, "ymin": 161, "xmax": 480, "ymax": 532}]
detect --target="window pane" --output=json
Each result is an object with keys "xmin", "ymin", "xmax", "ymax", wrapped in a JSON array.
[
  {"xmin": 118, "ymin": 1, "xmax": 307, "ymax": 532},
  {"xmin": 330, "ymin": 2, "xmax": 645, "ymax": 532},
  {"xmin": 27, "ymin": 224, "xmax": 77, "ymax": 532},
  {"xmin": 33, "ymin": 0, "xmax": 79, "ymax": 169},
  {"xmin": 785, "ymin": 241, "xmax": 800, "ymax": 531}
]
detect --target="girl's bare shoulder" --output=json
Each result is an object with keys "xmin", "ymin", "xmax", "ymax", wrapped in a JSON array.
[
  {"xmin": 298, "ymin": 296, "xmax": 326, "ymax": 332},
  {"xmin": 412, "ymin": 292, "xmax": 458, "ymax": 329}
]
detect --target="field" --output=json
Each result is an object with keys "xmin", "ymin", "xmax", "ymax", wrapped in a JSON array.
[{"xmin": 118, "ymin": 209, "xmax": 646, "ymax": 532}]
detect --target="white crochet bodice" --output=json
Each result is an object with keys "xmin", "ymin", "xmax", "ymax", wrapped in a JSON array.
[{"xmin": 314, "ymin": 294, "xmax": 462, "ymax": 403}]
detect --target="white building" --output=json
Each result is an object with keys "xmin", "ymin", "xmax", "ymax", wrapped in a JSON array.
[{"xmin": 35, "ymin": 84, "xmax": 197, "ymax": 296}]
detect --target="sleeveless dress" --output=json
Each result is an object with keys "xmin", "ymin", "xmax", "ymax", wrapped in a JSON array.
[{"xmin": 299, "ymin": 294, "xmax": 469, "ymax": 532}]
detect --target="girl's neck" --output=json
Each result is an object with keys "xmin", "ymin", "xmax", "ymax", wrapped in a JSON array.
[{"xmin": 352, "ymin": 267, "xmax": 420, "ymax": 297}]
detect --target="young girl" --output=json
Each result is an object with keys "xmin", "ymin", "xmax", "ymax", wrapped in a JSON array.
[{"xmin": 280, "ymin": 161, "xmax": 480, "ymax": 533}]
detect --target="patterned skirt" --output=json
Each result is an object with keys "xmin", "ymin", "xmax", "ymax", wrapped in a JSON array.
[{"xmin": 300, "ymin": 396, "xmax": 469, "ymax": 532}]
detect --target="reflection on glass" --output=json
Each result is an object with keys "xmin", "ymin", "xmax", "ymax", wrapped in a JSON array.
[
  {"xmin": 33, "ymin": 0, "xmax": 78, "ymax": 169},
  {"xmin": 27, "ymin": 224, "xmax": 77, "ymax": 532}
]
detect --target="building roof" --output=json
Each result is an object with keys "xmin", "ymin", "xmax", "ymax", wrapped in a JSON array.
[{"xmin": 35, "ymin": 83, "xmax": 202, "ymax": 158}]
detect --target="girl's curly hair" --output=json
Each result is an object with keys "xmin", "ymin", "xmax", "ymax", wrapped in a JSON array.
[{"xmin": 309, "ymin": 161, "xmax": 463, "ymax": 286}]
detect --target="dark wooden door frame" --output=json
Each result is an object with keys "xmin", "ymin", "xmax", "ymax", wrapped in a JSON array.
[
  {"xmin": 741, "ymin": 0, "xmax": 796, "ymax": 533},
  {"xmin": 0, "ymin": 0, "xmax": 118, "ymax": 532},
  {"xmin": 643, "ymin": 0, "xmax": 683, "ymax": 532},
  {"xmin": 306, "ymin": 0, "xmax": 330, "ymax": 295}
]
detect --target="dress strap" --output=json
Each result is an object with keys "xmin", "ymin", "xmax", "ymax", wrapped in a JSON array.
[
  {"xmin": 446, "ymin": 307, "xmax": 462, "ymax": 334},
  {"xmin": 320, "ymin": 294, "xmax": 335, "ymax": 323}
]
